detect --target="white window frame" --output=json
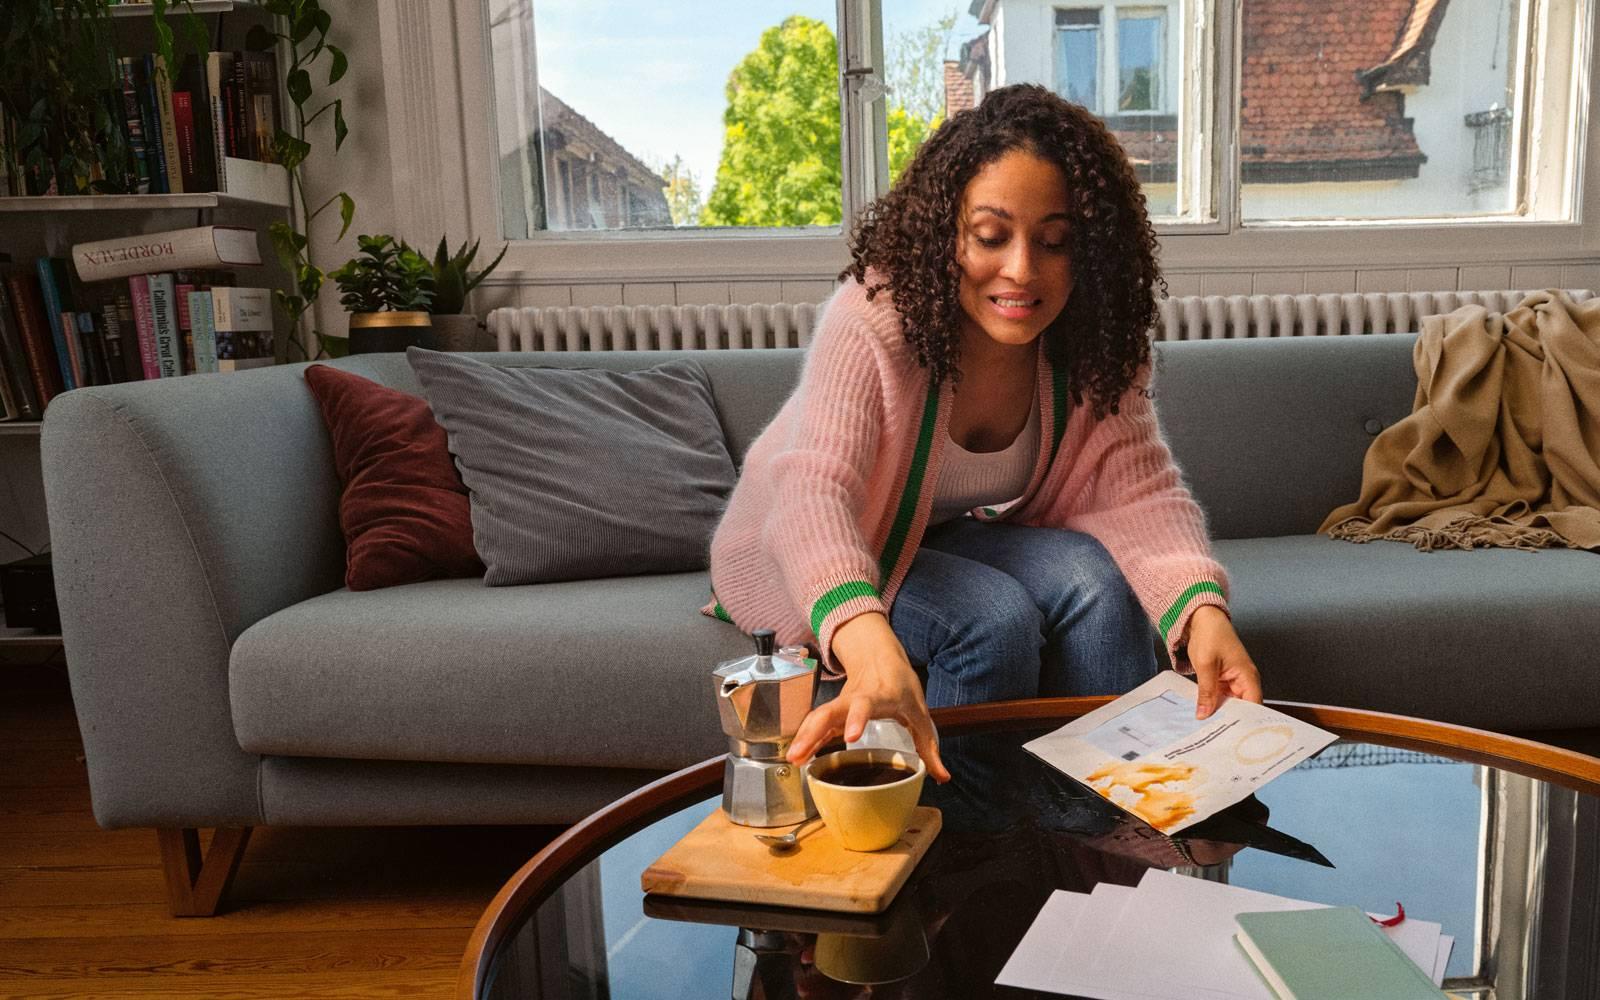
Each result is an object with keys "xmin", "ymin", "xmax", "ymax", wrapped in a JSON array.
[
  {"xmin": 1051, "ymin": 3, "xmax": 1177, "ymax": 118},
  {"xmin": 371, "ymin": 0, "xmax": 1599, "ymax": 285}
]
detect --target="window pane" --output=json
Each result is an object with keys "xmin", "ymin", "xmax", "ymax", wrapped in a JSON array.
[
  {"xmin": 929, "ymin": 2, "xmax": 1187, "ymax": 221},
  {"xmin": 1055, "ymin": 17, "xmax": 1102, "ymax": 109},
  {"xmin": 1118, "ymin": 10, "xmax": 1164, "ymax": 112},
  {"xmin": 1240, "ymin": 0, "xmax": 1521, "ymax": 221},
  {"xmin": 487, "ymin": 1, "xmax": 842, "ymax": 236}
]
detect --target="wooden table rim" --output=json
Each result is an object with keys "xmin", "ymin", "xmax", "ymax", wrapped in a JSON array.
[{"xmin": 456, "ymin": 697, "xmax": 1600, "ymax": 999}]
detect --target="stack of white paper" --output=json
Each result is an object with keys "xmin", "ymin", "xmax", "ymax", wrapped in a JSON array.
[{"xmin": 996, "ymin": 869, "xmax": 1453, "ymax": 999}]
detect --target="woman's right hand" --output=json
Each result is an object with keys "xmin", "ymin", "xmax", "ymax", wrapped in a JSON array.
[{"xmin": 786, "ymin": 612, "xmax": 952, "ymax": 783}]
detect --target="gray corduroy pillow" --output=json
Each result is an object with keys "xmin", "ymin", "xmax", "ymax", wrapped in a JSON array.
[{"xmin": 407, "ymin": 348, "xmax": 737, "ymax": 585}]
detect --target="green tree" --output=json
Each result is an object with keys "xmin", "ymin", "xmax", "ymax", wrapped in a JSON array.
[
  {"xmin": 655, "ymin": 154, "xmax": 704, "ymax": 227},
  {"xmin": 886, "ymin": 10, "xmax": 957, "ymax": 125},
  {"xmin": 704, "ymin": 15, "xmax": 842, "ymax": 227},
  {"xmin": 702, "ymin": 15, "xmax": 942, "ymax": 225}
]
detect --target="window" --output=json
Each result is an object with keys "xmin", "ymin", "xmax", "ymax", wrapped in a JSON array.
[
  {"xmin": 1238, "ymin": 0, "xmax": 1531, "ymax": 221},
  {"xmin": 482, "ymin": 0, "xmax": 1590, "ymax": 241}
]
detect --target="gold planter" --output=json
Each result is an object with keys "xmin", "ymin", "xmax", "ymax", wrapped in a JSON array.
[{"xmin": 347, "ymin": 311, "xmax": 436, "ymax": 354}]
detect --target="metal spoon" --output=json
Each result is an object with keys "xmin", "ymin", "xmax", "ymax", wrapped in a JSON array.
[{"xmin": 754, "ymin": 815, "xmax": 823, "ymax": 850}]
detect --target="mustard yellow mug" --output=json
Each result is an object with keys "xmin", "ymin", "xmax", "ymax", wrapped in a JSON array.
[{"xmin": 804, "ymin": 748, "xmax": 926, "ymax": 852}]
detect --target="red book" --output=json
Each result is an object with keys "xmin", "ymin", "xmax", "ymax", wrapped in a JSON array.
[
  {"xmin": 172, "ymin": 91, "xmax": 198, "ymax": 193},
  {"xmin": 2, "ymin": 271, "xmax": 65, "ymax": 407},
  {"xmin": 127, "ymin": 276, "xmax": 162, "ymax": 381}
]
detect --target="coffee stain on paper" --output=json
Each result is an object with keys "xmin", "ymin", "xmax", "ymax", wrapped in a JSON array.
[{"xmin": 1086, "ymin": 761, "xmax": 1201, "ymax": 832}]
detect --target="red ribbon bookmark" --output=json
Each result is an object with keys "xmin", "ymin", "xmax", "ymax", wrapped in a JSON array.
[{"xmin": 1370, "ymin": 902, "xmax": 1406, "ymax": 927}]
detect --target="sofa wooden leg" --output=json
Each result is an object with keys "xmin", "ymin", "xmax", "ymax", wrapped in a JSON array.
[{"xmin": 156, "ymin": 826, "xmax": 253, "ymax": 917}]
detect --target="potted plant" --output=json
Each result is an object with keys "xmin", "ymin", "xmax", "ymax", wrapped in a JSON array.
[
  {"xmin": 331, "ymin": 235, "xmax": 435, "ymax": 354},
  {"xmin": 417, "ymin": 236, "xmax": 509, "ymax": 352}
]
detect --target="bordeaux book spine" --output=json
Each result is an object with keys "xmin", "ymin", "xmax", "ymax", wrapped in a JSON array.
[
  {"xmin": 126, "ymin": 275, "xmax": 162, "ymax": 381},
  {"xmin": 2, "ymin": 272, "xmax": 64, "ymax": 405}
]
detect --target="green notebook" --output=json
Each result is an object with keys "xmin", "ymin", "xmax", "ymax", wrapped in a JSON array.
[{"xmin": 1234, "ymin": 906, "xmax": 1446, "ymax": 1000}]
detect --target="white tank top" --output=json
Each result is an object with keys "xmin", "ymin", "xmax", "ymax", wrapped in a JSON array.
[{"xmin": 929, "ymin": 403, "xmax": 1040, "ymax": 525}]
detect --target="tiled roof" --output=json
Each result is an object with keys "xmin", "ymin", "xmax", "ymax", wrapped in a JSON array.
[
  {"xmin": 537, "ymin": 87, "xmax": 662, "ymax": 188},
  {"xmin": 944, "ymin": 0, "xmax": 1445, "ymax": 183},
  {"xmin": 1240, "ymin": 0, "xmax": 1428, "ymax": 179}
]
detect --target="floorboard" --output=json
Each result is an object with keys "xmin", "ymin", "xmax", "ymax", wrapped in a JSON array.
[{"xmin": 0, "ymin": 663, "xmax": 560, "ymax": 1000}]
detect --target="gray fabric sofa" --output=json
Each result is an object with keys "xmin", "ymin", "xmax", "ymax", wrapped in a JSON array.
[{"xmin": 42, "ymin": 335, "xmax": 1600, "ymax": 839}]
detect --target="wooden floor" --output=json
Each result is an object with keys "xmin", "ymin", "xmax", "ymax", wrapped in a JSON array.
[{"xmin": 0, "ymin": 662, "xmax": 561, "ymax": 1000}]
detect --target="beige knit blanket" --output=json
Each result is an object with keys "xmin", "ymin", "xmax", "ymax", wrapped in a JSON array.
[{"xmin": 1321, "ymin": 290, "xmax": 1600, "ymax": 552}]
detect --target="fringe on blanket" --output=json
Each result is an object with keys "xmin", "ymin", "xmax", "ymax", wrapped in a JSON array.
[{"xmin": 1325, "ymin": 515, "xmax": 1568, "ymax": 552}]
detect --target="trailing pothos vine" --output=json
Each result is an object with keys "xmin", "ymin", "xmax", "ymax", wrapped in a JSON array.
[{"xmin": 243, "ymin": 0, "xmax": 353, "ymax": 362}]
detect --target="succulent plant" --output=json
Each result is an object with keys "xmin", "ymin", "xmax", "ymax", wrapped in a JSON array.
[{"xmin": 418, "ymin": 236, "xmax": 509, "ymax": 315}]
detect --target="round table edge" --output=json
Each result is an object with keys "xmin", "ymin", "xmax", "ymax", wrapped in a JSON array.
[{"xmin": 455, "ymin": 697, "xmax": 1600, "ymax": 999}]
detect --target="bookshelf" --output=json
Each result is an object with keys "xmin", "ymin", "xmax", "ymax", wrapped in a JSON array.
[
  {"xmin": 0, "ymin": 1, "xmax": 290, "ymax": 664},
  {"xmin": 0, "ymin": 191, "xmax": 288, "ymax": 212},
  {"xmin": 109, "ymin": 1, "xmax": 259, "ymax": 15}
]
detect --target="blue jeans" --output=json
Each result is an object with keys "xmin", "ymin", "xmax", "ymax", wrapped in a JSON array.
[{"xmin": 890, "ymin": 519, "xmax": 1159, "ymax": 708}]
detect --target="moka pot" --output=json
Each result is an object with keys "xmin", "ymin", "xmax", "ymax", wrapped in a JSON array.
[{"xmin": 714, "ymin": 628, "xmax": 818, "ymax": 827}]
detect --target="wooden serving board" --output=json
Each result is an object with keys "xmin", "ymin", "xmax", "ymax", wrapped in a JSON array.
[{"xmin": 641, "ymin": 807, "xmax": 941, "ymax": 914}]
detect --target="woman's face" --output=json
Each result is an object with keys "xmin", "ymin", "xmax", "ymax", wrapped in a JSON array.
[{"xmin": 955, "ymin": 149, "xmax": 1074, "ymax": 350}]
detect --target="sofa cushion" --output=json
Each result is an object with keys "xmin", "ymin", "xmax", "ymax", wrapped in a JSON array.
[
  {"xmin": 408, "ymin": 349, "xmax": 738, "ymax": 585},
  {"xmin": 229, "ymin": 573, "xmax": 750, "ymax": 770},
  {"xmin": 1216, "ymin": 534, "xmax": 1600, "ymax": 731},
  {"xmin": 303, "ymin": 365, "xmax": 484, "ymax": 590}
]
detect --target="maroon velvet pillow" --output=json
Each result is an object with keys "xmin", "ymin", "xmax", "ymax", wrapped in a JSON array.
[{"xmin": 304, "ymin": 365, "xmax": 484, "ymax": 590}]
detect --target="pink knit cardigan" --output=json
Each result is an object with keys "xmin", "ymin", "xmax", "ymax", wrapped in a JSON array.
[{"xmin": 705, "ymin": 278, "xmax": 1229, "ymax": 675}]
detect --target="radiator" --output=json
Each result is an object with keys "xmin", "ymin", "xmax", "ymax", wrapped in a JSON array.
[{"xmin": 487, "ymin": 288, "xmax": 1592, "ymax": 351}]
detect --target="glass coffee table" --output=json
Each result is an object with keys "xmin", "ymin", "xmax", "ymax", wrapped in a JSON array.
[{"xmin": 457, "ymin": 699, "xmax": 1600, "ymax": 1000}]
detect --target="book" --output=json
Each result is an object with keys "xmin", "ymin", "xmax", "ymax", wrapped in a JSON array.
[
  {"xmin": 126, "ymin": 275, "xmax": 161, "ymax": 381},
  {"xmin": 206, "ymin": 51, "xmax": 233, "ymax": 188},
  {"xmin": 34, "ymin": 259, "xmax": 79, "ymax": 390},
  {"xmin": 116, "ymin": 57, "xmax": 152, "ymax": 194},
  {"xmin": 150, "ymin": 54, "xmax": 184, "ymax": 194},
  {"xmin": 171, "ymin": 91, "xmax": 197, "ymax": 193},
  {"xmin": 187, "ymin": 290, "xmax": 219, "ymax": 374},
  {"xmin": 2, "ymin": 270, "xmax": 64, "ymax": 406},
  {"xmin": 174, "ymin": 54, "xmax": 218, "ymax": 192},
  {"xmin": 243, "ymin": 52, "xmax": 281, "ymax": 163},
  {"xmin": 97, "ymin": 295, "xmax": 135, "ymax": 384},
  {"xmin": 1234, "ymin": 907, "xmax": 1447, "ymax": 1000},
  {"xmin": 211, "ymin": 286, "xmax": 273, "ymax": 360},
  {"xmin": 111, "ymin": 293, "xmax": 145, "ymax": 382},
  {"xmin": 0, "ymin": 280, "xmax": 42, "ymax": 418},
  {"xmin": 71, "ymin": 226, "xmax": 261, "ymax": 284},
  {"xmin": 146, "ymin": 274, "xmax": 182, "ymax": 378},
  {"xmin": 133, "ymin": 55, "xmax": 168, "ymax": 194}
]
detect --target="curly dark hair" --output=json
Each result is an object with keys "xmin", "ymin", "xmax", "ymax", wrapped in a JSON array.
[{"xmin": 843, "ymin": 84, "xmax": 1164, "ymax": 418}]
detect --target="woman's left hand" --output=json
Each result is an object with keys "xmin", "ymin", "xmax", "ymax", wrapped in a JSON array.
[{"xmin": 1183, "ymin": 605, "xmax": 1263, "ymax": 719}]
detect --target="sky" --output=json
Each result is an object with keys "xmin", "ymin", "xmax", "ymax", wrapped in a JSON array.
[{"xmin": 525, "ymin": 1, "xmax": 986, "ymax": 190}]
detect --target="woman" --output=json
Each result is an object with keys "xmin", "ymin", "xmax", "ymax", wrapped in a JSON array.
[{"xmin": 706, "ymin": 84, "xmax": 1261, "ymax": 783}]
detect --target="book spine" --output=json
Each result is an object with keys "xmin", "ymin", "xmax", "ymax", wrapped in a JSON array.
[
  {"xmin": 113, "ymin": 294, "xmax": 145, "ymax": 382},
  {"xmin": 206, "ymin": 52, "xmax": 230, "ymax": 190},
  {"xmin": 4, "ymin": 273, "xmax": 63, "ymax": 405},
  {"xmin": 32, "ymin": 259, "xmax": 76, "ymax": 391},
  {"xmin": 126, "ymin": 276, "xmax": 162, "ymax": 380},
  {"xmin": 172, "ymin": 91, "xmax": 197, "ymax": 193},
  {"xmin": 137, "ymin": 56, "xmax": 168, "ymax": 194},
  {"xmin": 0, "ymin": 281, "xmax": 42, "ymax": 418},
  {"xmin": 72, "ymin": 226, "xmax": 258, "ymax": 284},
  {"xmin": 117, "ymin": 57, "xmax": 151, "ymax": 195},
  {"xmin": 77, "ymin": 310, "xmax": 111, "ymax": 387},
  {"xmin": 174, "ymin": 279, "xmax": 196, "ymax": 374},
  {"xmin": 98, "ymin": 300, "xmax": 130, "ymax": 385},
  {"xmin": 230, "ymin": 51, "xmax": 250, "ymax": 160},
  {"xmin": 188, "ymin": 291, "xmax": 219, "ymax": 374},
  {"xmin": 0, "ymin": 340, "xmax": 20, "ymax": 419},
  {"xmin": 152, "ymin": 55, "xmax": 184, "ymax": 194},
  {"xmin": 147, "ymin": 274, "xmax": 182, "ymax": 378}
]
